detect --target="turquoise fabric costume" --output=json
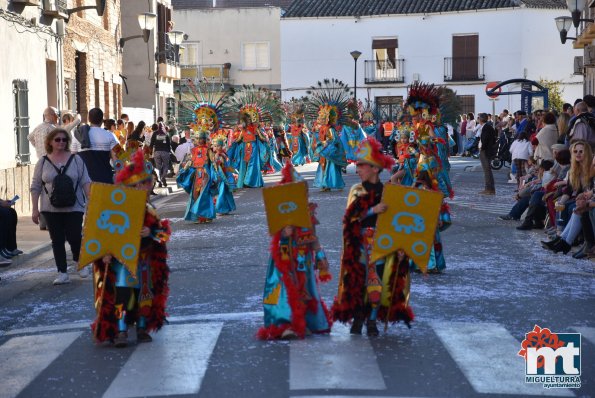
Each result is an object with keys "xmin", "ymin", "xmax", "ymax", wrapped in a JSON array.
[
  {"xmin": 434, "ymin": 125, "xmax": 454, "ymax": 198},
  {"xmin": 314, "ymin": 126, "xmax": 346, "ymax": 190},
  {"xmin": 289, "ymin": 125, "xmax": 310, "ymax": 166},
  {"xmin": 230, "ymin": 126, "xmax": 269, "ymax": 188},
  {"xmin": 266, "ymin": 132, "xmax": 283, "ymax": 172},
  {"xmin": 183, "ymin": 145, "xmax": 216, "ymax": 222},
  {"xmin": 257, "ymin": 228, "xmax": 332, "ymax": 340},
  {"xmin": 212, "ymin": 149, "xmax": 236, "ymax": 215},
  {"xmin": 340, "ymin": 125, "xmax": 367, "ymax": 163}
]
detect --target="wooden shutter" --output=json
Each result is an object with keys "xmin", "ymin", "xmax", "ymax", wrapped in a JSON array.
[{"xmin": 452, "ymin": 35, "xmax": 478, "ymax": 80}]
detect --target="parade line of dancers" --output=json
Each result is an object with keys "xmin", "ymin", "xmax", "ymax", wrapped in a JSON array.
[{"xmin": 91, "ymin": 80, "xmax": 454, "ymax": 346}]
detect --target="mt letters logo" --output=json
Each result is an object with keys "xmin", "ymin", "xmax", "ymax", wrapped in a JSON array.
[{"xmin": 518, "ymin": 325, "xmax": 581, "ymax": 389}]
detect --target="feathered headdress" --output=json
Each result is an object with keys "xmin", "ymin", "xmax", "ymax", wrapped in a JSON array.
[
  {"xmin": 178, "ymin": 79, "xmax": 231, "ymax": 134},
  {"xmin": 360, "ymin": 99, "xmax": 377, "ymax": 125},
  {"xmin": 114, "ymin": 149, "xmax": 153, "ymax": 186},
  {"xmin": 283, "ymin": 98, "xmax": 306, "ymax": 124},
  {"xmin": 223, "ymin": 85, "xmax": 283, "ymax": 126},
  {"xmin": 305, "ymin": 78, "xmax": 352, "ymax": 126},
  {"xmin": 405, "ymin": 81, "xmax": 443, "ymax": 116},
  {"xmin": 211, "ymin": 130, "xmax": 228, "ymax": 147}
]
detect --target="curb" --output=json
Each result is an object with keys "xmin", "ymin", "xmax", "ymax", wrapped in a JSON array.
[
  {"xmin": 11, "ymin": 241, "xmax": 52, "ymax": 266},
  {"xmin": 14, "ymin": 187, "xmax": 182, "ymax": 263}
]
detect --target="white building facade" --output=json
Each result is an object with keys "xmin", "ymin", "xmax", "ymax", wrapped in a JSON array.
[{"xmin": 281, "ymin": 4, "xmax": 583, "ymax": 119}]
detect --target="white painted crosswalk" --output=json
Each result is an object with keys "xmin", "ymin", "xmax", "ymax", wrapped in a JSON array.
[
  {"xmin": 103, "ymin": 323, "xmax": 223, "ymax": 398},
  {"xmin": 0, "ymin": 318, "xmax": 591, "ymax": 398}
]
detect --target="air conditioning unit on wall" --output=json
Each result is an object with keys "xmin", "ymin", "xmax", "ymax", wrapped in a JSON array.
[
  {"xmin": 574, "ymin": 56, "xmax": 584, "ymax": 75},
  {"xmin": 42, "ymin": 0, "xmax": 68, "ymax": 19},
  {"xmin": 584, "ymin": 45, "xmax": 595, "ymax": 67}
]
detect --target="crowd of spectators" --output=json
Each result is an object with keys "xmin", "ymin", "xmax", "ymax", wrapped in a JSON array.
[{"xmin": 497, "ymin": 95, "xmax": 595, "ymax": 260}]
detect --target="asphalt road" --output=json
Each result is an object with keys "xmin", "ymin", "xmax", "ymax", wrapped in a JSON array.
[{"xmin": 0, "ymin": 159, "xmax": 593, "ymax": 398}]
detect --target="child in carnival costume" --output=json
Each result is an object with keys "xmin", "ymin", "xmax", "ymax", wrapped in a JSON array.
[
  {"xmin": 360, "ymin": 101, "xmax": 378, "ymax": 140},
  {"xmin": 403, "ymin": 82, "xmax": 452, "ymax": 273},
  {"xmin": 339, "ymin": 99, "xmax": 368, "ymax": 163},
  {"xmin": 92, "ymin": 149, "xmax": 171, "ymax": 347},
  {"xmin": 332, "ymin": 137, "xmax": 414, "ymax": 336},
  {"xmin": 211, "ymin": 131, "xmax": 237, "ymax": 215},
  {"xmin": 264, "ymin": 123, "xmax": 283, "ymax": 173},
  {"xmin": 305, "ymin": 79, "xmax": 349, "ymax": 191},
  {"xmin": 225, "ymin": 86, "xmax": 283, "ymax": 188},
  {"xmin": 257, "ymin": 162, "xmax": 333, "ymax": 340},
  {"xmin": 285, "ymin": 100, "xmax": 310, "ymax": 166}
]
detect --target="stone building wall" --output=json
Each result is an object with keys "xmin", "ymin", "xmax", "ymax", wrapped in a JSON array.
[{"xmin": 63, "ymin": 0, "xmax": 123, "ymax": 122}]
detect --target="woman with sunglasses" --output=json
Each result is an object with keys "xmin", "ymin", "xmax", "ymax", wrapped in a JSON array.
[
  {"xmin": 541, "ymin": 140, "xmax": 594, "ymax": 256},
  {"xmin": 31, "ymin": 128, "xmax": 91, "ymax": 285}
]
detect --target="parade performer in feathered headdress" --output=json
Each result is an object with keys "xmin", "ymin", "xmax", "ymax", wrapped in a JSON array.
[
  {"xmin": 332, "ymin": 138, "xmax": 414, "ymax": 336},
  {"xmin": 360, "ymin": 100, "xmax": 378, "ymax": 139},
  {"xmin": 257, "ymin": 162, "xmax": 332, "ymax": 340},
  {"xmin": 339, "ymin": 98, "xmax": 368, "ymax": 163},
  {"xmin": 211, "ymin": 131, "xmax": 236, "ymax": 215},
  {"xmin": 306, "ymin": 79, "xmax": 349, "ymax": 191},
  {"xmin": 401, "ymin": 82, "xmax": 453, "ymax": 273},
  {"xmin": 285, "ymin": 99, "xmax": 310, "ymax": 166},
  {"xmin": 224, "ymin": 85, "xmax": 283, "ymax": 188},
  {"xmin": 92, "ymin": 149, "xmax": 171, "ymax": 347},
  {"xmin": 177, "ymin": 79, "xmax": 231, "ymax": 223}
]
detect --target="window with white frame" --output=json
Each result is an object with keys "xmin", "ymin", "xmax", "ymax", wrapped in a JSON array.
[
  {"xmin": 181, "ymin": 42, "xmax": 199, "ymax": 66},
  {"xmin": 242, "ymin": 42, "xmax": 270, "ymax": 70}
]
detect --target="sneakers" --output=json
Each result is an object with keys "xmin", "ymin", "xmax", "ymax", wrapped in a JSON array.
[
  {"xmin": 78, "ymin": 264, "xmax": 91, "ymax": 279},
  {"xmin": 350, "ymin": 318, "xmax": 364, "ymax": 335},
  {"xmin": 0, "ymin": 257, "xmax": 12, "ymax": 266},
  {"xmin": 53, "ymin": 272, "xmax": 70, "ymax": 285},
  {"xmin": 115, "ymin": 332, "xmax": 128, "ymax": 348},
  {"xmin": 366, "ymin": 320, "xmax": 379, "ymax": 337},
  {"xmin": 281, "ymin": 328, "xmax": 298, "ymax": 340},
  {"xmin": 9, "ymin": 249, "xmax": 23, "ymax": 256},
  {"xmin": 498, "ymin": 215, "xmax": 516, "ymax": 221},
  {"xmin": 136, "ymin": 328, "xmax": 153, "ymax": 343}
]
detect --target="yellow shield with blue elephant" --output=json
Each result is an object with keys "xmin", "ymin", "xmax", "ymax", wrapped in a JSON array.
[
  {"xmin": 78, "ymin": 183, "xmax": 147, "ymax": 276},
  {"xmin": 262, "ymin": 181, "xmax": 312, "ymax": 235},
  {"xmin": 370, "ymin": 184, "xmax": 443, "ymax": 273}
]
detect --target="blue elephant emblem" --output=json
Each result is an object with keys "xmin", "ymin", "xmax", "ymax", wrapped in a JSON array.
[
  {"xmin": 97, "ymin": 210, "xmax": 130, "ymax": 235},
  {"xmin": 392, "ymin": 212, "xmax": 425, "ymax": 234},
  {"xmin": 278, "ymin": 201, "xmax": 298, "ymax": 214}
]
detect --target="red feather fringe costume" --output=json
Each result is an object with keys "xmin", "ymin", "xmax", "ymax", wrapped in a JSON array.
[
  {"xmin": 91, "ymin": 206, "xmax": 170, "ymax": 343},
  {"xmin": 331, "ymin": 183, "xmax": 414, "ymax": 327}
]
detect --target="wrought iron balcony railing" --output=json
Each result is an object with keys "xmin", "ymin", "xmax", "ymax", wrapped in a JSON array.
[
  {"xmin": 364, "ymin": 59, "xmax": 405, "ymax": 84},
  {"xmin": 444, "ymin": 56, "xmax": 485, "ymax": 82}
]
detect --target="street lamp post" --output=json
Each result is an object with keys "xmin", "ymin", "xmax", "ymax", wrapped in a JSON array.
[
  {"xmin": 119, "ymin": 12, "xmax": 156, "ymax": 48},
  {"xmin": 350, "ymin": 50, "xmax": 362, "ymax": 102},
  {"xmin": 554, "ymin": 0, "xmax": 593, "ymax": 44}
]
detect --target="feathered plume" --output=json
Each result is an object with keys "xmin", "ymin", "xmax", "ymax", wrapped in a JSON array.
[
  {"xmin": 222, "ymin": 85, "xmax": 284, "ymax": 126},
  {"xmin": 405, "ymin": 81, "xmax": 443, "ymax": 115},
  {"xmin": 177, "ymin": 78, "xmax": 232, "ymax": 131},
  {"xmin": 305, "ymin": 78, "xmax": 353, "ymax": 126}
]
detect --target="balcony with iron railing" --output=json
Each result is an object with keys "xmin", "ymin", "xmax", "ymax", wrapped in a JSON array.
[
  {"xmin": 180, "ymin": 63, "xmax": 232, "ymax": 84},
  {"xmin": 157, "ymin": 33, "xmax": 181, "ymax": 80},
  {"xmin": 444, "ymin": 56, "xmax": 485, "ymax": 82},
  {"xmin": 364, "ymin": 59, "xmax": 405, "ymax": 84}
]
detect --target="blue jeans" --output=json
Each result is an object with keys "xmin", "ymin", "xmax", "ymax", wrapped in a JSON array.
[{"xmin": 509, "ymin": 196, "xmax": 530, "ymax": 220}]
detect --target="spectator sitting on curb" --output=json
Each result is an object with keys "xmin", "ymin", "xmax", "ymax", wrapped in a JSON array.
[{"xmin": 0, "ymin": 197, "xmax": 22, "ymax": 266}]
